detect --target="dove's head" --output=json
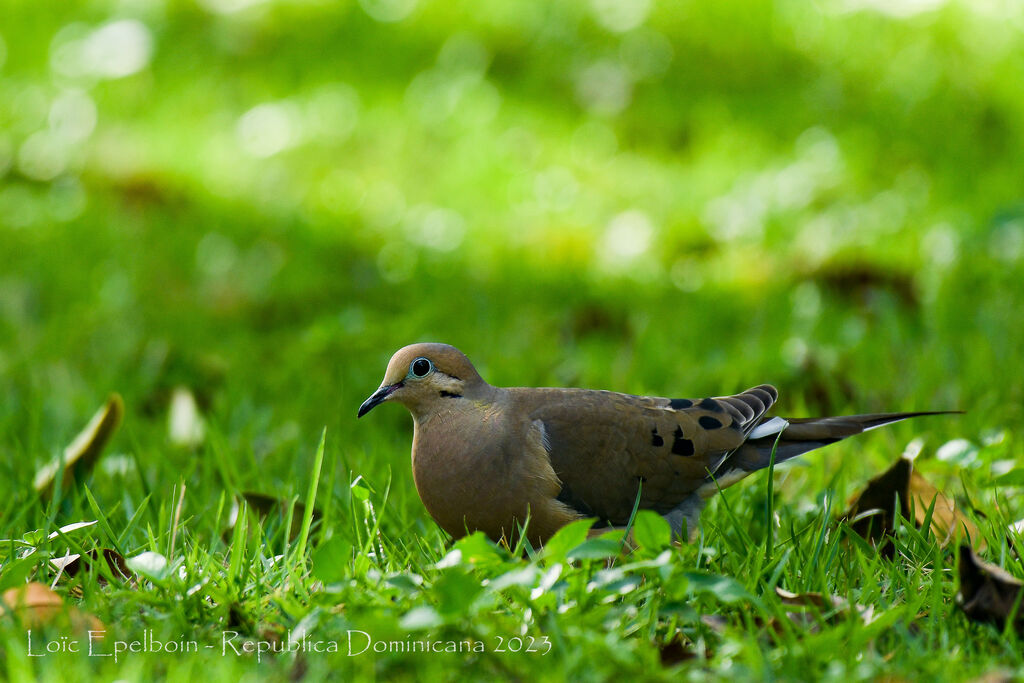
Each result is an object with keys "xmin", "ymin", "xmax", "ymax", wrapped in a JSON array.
[{"xmin": 357, "ymin": 343, "xmax": 485, "ymax": 419}]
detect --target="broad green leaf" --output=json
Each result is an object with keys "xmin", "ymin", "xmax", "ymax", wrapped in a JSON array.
[
  {"xmin": 683, "ymin": 571, "xmax": 753, "ymax": 604},
  {"xmin": 385, "ymin": 573, "xmax": 423, "ymax": 593},
  {"xmin": 400, "ymin": 605, "xmax": 443, "ymax": 630},
  {"xmin": 453, "ymin": 531, "xmax": 506, "ymax": 567},
  {"xmin": 567, "ymin": 537, "xmax": 621, "ymax": 561},
  {"xmin": 541, "ymin": 518, "xmax": 594, "ymax": 563},
  {"xmin": 632, "ymin": 510, "xmax": 672, "ymax": 550},
  {"xmin": 311, "ymin": 535, "xmax": 352, "ymax": 584},
  {"xmin": 0, "ymin": 555, "xmax": 42, "ymax": 592},
  {"xmin": 434, "ymin": 567, "xmax": 483, "ymax": 615},
  {"xmin": 488, "ymin": 566, "xmax": 541, "ymax": 592}
]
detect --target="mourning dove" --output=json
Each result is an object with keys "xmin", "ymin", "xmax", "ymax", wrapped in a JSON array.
[{"xmin": 358, "ymin": 343, "xmax": 954, "ymax": 547}]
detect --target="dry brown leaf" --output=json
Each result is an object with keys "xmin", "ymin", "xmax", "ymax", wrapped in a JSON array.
[
  {"xmin": 908, "ymin": 469, "xmax": 981, "ymax": 548},
  {"xmin": 968, "ymin": 671, "xmax": 1016, "ymax": 683},
  {"xmin": 776, "ymin": 587, "xmax": 846, "ymax": 610},
  {"xmin": 698, "ymin": 614, "xmax": 728, "ymax": 634},
  {"xmin": 34, "ymin": 394, "xmax": 124, "ymax": 498},
  {"xmin": 957, "ymin": 545, "xmax": 1024, "ymax": 634},
  {"xmin": 844, "ymin": 457, "xmax": 982, "ymax": 550},
  {"xmin": 0, "ymin": 582, "xmax": 105, "ymax": 633},
  {"xmin": 658, "ymin": 634, "xmax": 699, "ymax": 666},
  {"xmin": 774, "ymin": 587, "xmax": 874, "ymax": 630}
]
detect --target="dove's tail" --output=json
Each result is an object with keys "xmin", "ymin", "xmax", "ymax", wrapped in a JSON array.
[
  {"xmin": 721, "ymin": 410, "xmax": 962, "ymax": 477},
  {"xmin": 665, "ymin": 410, "xmax": 960, "ymax": 542}
]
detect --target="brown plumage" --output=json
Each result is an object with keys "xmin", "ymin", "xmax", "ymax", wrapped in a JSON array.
[{"xmin": 358, "ymin": 343, "xmax": 956, "ymax": 547}]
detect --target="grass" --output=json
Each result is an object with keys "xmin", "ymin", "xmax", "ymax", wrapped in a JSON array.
[
  {"xmin": 3, "ymin": 421, "xmax": 1022, "ymax": 681},
  {"xmin": 3, "ymin": 0, "xmax": 1024, "ymax": 679}
]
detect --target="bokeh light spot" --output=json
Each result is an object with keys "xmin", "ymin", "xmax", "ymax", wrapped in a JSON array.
[
  {"xmin": 49, "ymin": 89, "xmax": 97, "ymax": 144},
  {"xmin": 619, "ymin": 29, "xmax": 673, "ymax": 80},
  {"xmin": 237, "ymin": 102, "xmax": 300, "ymax": 158},
  {"xmin": 534, "ymin": 167, "xmax": 578, "ymax": 212},
  {"xmin": 576, "ymin": 61, "xmax": 633, "ymax": 116},
  {"xmin": 836, "ymin": 0, "xmax": 947, "ymax": 18},
  {"xmin": 359, "ymin": 0, "xmax": 417, "ymax": 23},
  {"xmin": 17, "ymin": 131, "xmax": 69, "ymax": 181},
  {"xmin": 306, "ymin": 84, "xmax": 360, "ymax": 143},
  {"xmin": 601, "ymin": 210, "xmax": 654, "ymax": 266},
  {"xmin": 591, "ymin": 0, "xmax": 651, "ymax": 33},
  {"xmin": 196, "ymin": 232, "xmax": 240, "ymax": 279},
  {"xmin": 51, "ymin": 20, "xmax": 154, "ymax": 80},
  {"xmin": 405, "ymin": 205, "xmax": 466, "ymax": 252}
]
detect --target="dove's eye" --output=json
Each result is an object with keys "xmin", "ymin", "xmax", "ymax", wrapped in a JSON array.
[{"xmin": 411, "ymin": 358, "xmax": 433, "ymax": 378}]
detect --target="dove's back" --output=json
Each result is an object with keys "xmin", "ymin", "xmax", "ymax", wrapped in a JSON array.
[{"xmin": 519, "ymin": 384, "xmax": 956, "ymax": 532}]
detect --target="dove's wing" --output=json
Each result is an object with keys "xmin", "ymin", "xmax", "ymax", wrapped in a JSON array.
[{"xmin": 517, "ymin": 385, "xmax": 778, "ymax": 525}]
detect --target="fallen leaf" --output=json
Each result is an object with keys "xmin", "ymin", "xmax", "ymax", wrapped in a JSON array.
[
  {"xmin": 698, "ymin": 614, "xmax": 728, "ymax": 634},
  {"xmin": 776, "ymin": 587, "xmax": 848, "ymax": 611},
  {"xmin": 957, "ymin": 545, "xmax": 1024, "ymax": 634},
  {"xmin": 968, "ymin": 671, "xmax": 1015, "ymax": 683},
  {"xmin": 966, "ymin": 671, "xmax": 1015, "ymax": 683},
  {"xmin": 775, "ymin": 587, "xmax": 875, "ymax": 630},
  {"xmin": 126, "ymin": 551, "xmax": 172, "ymax": 581},
  {"xmin": 0, "ymin": 582, "xmax": 105, "ymax": 633},
  {"xmin": 658, "ymin": 634, "xmax": 698, "ymax": 666},
  {"xmin": 48, "ymin": 520, "xmax": 98, "ymax": 540},
  {"xmin": 844, "ymin": 457, "xmax": 982, "ymax": 550},
  {"xmin": 50, "ymin": 549, "xmax": 131, "ymax": 584},
  {"xmin": 907, "ymin": 468, "xmax": 982, "ymax": 548},
  {"xmin": 168, "ymin": 386, "xmax": 206, "ymax": 448},
  {"xmin": 34, "ymin": 394, "xmax": 124, "ymax": 498}
]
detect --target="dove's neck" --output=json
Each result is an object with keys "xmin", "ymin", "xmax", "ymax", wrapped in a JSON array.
[{"xmin": 406, "ymin": 380, "xmax": 501, "ymax": 425}]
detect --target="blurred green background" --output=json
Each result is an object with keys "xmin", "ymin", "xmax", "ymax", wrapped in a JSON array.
[{"xmin": 2, "ymin": 0, "xmax": 1023, "ymax": 511}]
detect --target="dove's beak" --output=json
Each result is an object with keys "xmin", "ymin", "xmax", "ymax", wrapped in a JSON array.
[{"xmin": 357, "ymin": 382, "xmax": 403, "ymax": 418}]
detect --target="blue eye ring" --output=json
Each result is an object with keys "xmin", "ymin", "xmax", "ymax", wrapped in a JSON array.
[{"xmin": 410, "ymin": 357, "xmax": 433, "ymax": 378}]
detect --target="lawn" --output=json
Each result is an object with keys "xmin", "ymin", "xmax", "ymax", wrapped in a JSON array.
[{"xmin": 2, "ymin": 0, "xmax": 1024, "ymax": 680}]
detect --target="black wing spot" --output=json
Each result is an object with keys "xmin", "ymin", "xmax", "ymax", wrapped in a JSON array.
[
  {"xmin": 699, "ymin": 397, "xmax": 723, "ymax": 412},
  {"xmin": 651, "ymin": 428, "xmax": 664, "ymax": 447},
  {"xmin": 669, "ymin": 398, "xmax": 693, "ymax": 409},
  {"xmin": 671, "ymin": 426, "xmax": 695, "ymax": 456},
  {"xmin": 699, "ymin": 415, "xmax": 724, "ymax": 430},
  {"xmin": 673, "ymin": 438, "xmax": 695, "ymax": 456},
  {"xmin": 439, "ymin": 391, "xmax": 462, "ymax": 398}
]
